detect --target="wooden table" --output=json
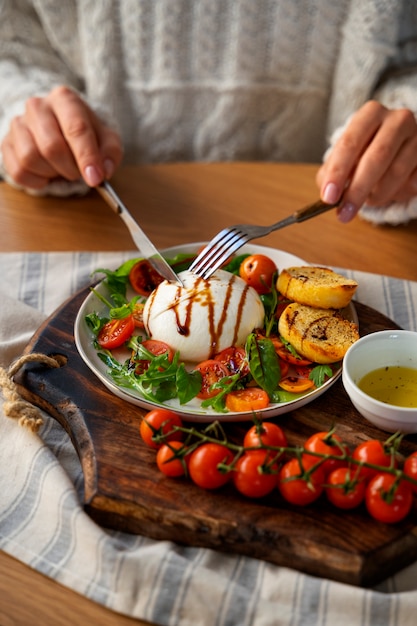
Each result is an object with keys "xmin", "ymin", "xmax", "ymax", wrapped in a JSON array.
[
  {"xmin": 1, "ymin": 162, "xmax": 416, "ymax": 280},
  {"xmin": 0, "ymin": 162, "xmax": 416, "ymax": 626}
]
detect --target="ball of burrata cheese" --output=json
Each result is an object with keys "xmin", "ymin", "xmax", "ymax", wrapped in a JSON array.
[{"xmin": 143, "ymin": 269, "xmax": 265, "ymax": 362}]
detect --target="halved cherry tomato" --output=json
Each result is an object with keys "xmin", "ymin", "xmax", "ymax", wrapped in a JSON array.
[
  {"xmin": 156, "ymin": 441, "xmax": 190, "ymax": 477},
  {"xmin": 133, "ymin": 339, "xmax": 174, "ymax": 374},
  {"xmin": 302, "ymin": 430, "xmax": 349, "ymax": 475},
  {"xmin": 278, "ymin": 458, "xmax": 325, "ymax": 506},
  {"xmin": 194, "ymin": 359, "xmax": 229, "ymax": 399},
  {"xmin": 225, "ymin": 388, "xmax": 269, "ymax": 412},
  {"xmin": 97, "ymin": 314, "xmax": 135, "ymax": 350},
  {"xmin": 325, "ymin": 467, "xmax": 366, "ymax": 510},
  {"xmin": 233, "ymin": 450, "xmax": 278, "ymax": 498},
  {"xmin": 279, "ymin": 376, "xmax": 315, "ymax": 393},
  {"xmin": 129, "ymin": 259, "xmax": 165, "ymax": 296},
  {"xmin": 278, "ymin": 358, "xmax": 290, "ymax": 379},
  {"xmin": 239, "ymin": 254, "xmax": 277, "ymax": 295},
  {"xmin": 243, "ymin": 421, "xmax": 288, "ymax": 450},
  {"xmin": 188, "ymin": 443, "xmax": 234, "ymax": 489},
  {"xmin": 214, "ymin": 347, "xmax": 249, "ymax": 377},
  {"xmin": 403, "ymin": 451, "xmax": 417, "ymax": 493},
  {"xmin": 277, "ymin": 346, "xmax": 313, "ymax": 367},
  {"xmin": 139, "ymin": 408, "xmax": 183, "ymax": 449},
  {"xmin": 365, "ymin": 473, "xmax": 413, "ymax": 524},
  {"xmin": 352, "ymin": 439, "xmax": 396, "ymax": 482}
]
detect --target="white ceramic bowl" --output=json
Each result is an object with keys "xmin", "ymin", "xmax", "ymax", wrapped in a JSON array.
[{"xmin": 342, "ymin": 330, "xmax": 417, "ymax": 433}]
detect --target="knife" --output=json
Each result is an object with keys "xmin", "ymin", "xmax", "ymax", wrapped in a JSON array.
[{"xmin": 96, "ymin": 181, "xmax": 183, "ymax": 285}]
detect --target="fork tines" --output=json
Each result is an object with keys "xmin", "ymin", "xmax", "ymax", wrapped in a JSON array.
[{"xmin": 189, "ymin": 227, "xmax": 247, "ymax": 279}]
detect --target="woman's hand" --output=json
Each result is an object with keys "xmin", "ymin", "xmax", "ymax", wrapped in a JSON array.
[
  {"xmin": 317, "ymin": 100, "xmax": 417, "ymax": 222},
  {"xmin": 1, "ymin": 85, "xmax": 123, "ymax": 190}
]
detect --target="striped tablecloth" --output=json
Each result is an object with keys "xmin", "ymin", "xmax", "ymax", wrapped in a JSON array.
[{"xmin": 1, "ymin": 251, "xmax": 417, "ymax": 626}]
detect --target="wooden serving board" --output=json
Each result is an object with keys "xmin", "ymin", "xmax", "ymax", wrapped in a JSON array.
[{"xmin": 14, "ymin": 287, "xmax": 417, "ymax": 587}]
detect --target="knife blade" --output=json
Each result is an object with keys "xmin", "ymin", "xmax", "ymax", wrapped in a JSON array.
[{"xmin": 96, "ymin": 181, "xmax": 183, "ymax": 285}]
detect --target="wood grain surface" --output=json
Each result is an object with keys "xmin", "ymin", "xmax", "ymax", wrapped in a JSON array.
[
  {"xmin": 14, "ymin": 287, "xmax": 417, "ymax": 588},
  {"xmin": 1, "ymin": 163, "xmax": 417, "ymax": 281}
]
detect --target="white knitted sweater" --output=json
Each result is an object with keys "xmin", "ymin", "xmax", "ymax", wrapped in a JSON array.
[{"xmin": 1, "ymin": 0, "xmax": 417, "ymax": 224}]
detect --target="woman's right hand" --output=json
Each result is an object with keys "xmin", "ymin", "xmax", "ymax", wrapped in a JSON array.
[{"xmin": 1, "ymin": 85, "xmax": 123, "ymax": 190}]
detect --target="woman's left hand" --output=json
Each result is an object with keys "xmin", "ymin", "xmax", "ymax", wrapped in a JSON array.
[{"xmin": 316, "ymin": 100, "xmax": 417, "ymax": 222}]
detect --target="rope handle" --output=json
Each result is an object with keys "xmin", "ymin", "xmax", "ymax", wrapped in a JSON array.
[{"xmin": 0, "ymin": 353, "xmax": 61, "ymax": 432}]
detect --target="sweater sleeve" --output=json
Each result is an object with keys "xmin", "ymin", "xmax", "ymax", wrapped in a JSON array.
[{"xmin": 0, "ymin": 2, "xmax": 114, "ymax": 197}]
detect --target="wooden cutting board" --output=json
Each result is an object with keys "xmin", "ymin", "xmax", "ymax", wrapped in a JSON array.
[{"xmin": 14, "ymin": 286, "xmax": 417, "ymax": 587}]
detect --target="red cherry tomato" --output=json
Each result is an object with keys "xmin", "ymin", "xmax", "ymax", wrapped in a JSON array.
[
  {"xmin": 134, "ymin": 339, "xmax": 174, "ymax": 374},
  {"xmin": 403, "ymin": 451, "xmax": 417, "ymax": 493},
  {"xmin": 188, "ymin": 443, "xmax": 234, "ymax": 489},
  {"xmin": 302, "ymin": 431, "xmax": 349, "ymax": 476},
  {"xmin": 325, "ymin": 467, "xmax": 366, "ymax": 510},
  {"xmin": 239, "ymin": 254, "xmax": 277, "ymax": 295},
  {"xmin": 365, "ymin": 473, "xmax": 413, "ymax": 524},
  {"xmin": 233, "ymin": 450, "xmax": 278, "ymax": 498},
  {"xmin": 129, "ymin": 259, "xmax": 165, "ymax": 296},
  {"xmin": 97, "ymin": 314, "xmax": 135, "ymax": 350},
  {"xmin": 276, "ymin": 346, "xmax": 313, "ymax": 367},
  {"xmin": 139, "ymin": 408, "xmax": 183, "ymax": 449},
  {"xmin": 278, "ymin": 458, "xmax": 325, "ymax": 506},
  {"xmin": 243, "ymin": 421, "xmax": 288, "ymax": 450},
  {"xmin": 156, "ymin": 441, "xmax": 190, "ymax": 477},
  {"xmin": 225, "ymin": 388, "xmax": 270, "ymax": 412},
  {"xmin": 352, "ymin": 439, "xmax": 396, "ymax": 482},
  {"xmin": 194, "ymin": 359, "xmax": 229, "ymax": 399},
  {"xmin": 214, "ymin": 346, "xmax": 249, "ymax": 377}
]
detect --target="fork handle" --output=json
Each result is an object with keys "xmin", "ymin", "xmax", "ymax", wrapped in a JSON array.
[{"xmin": 293, "ymin": 199, "xmax": 339, "ymax": 223}]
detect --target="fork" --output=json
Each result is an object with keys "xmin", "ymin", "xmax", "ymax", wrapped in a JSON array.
[{"xmin": 189, "ymin": 199, "xmax": 339, "ymax": 279}]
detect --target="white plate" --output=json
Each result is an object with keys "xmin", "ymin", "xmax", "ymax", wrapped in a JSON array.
[{"xmin": 74, "ymin": 243, "xmax": 358, "ymax": 422}]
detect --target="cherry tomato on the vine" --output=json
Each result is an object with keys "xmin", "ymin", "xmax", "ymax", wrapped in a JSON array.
[
  {"xmin": 403, "ymin": 451, "xmax": 417, "ymax": 493},
  {"xmin": 156, "ymin": 441, "xmax": 190, "ymax": 477},
  {"xmin": 365, "ymin": 473, "xmax": 413, "ymax": 524},
  {"xmin": 188, "ymin": 443, "xmax": 234, "ymax": 489},
  {"xmin": 239, "ymin": 254, "xmax": 277, "ymax": 295},
  {"xmin": 243, "ymin": 421, "xmax": 288, "ymax": 450},
  {"xmin": 129, "ymin": 259, "xmax": 165, "ymax": 297},
  {"xmin": 325, "ymin": 467, "xmax": 366, "ymax": 510},
  {"xmin": 97, "ymin": 314, "xmax": 135, "ymax": 350},
  {"xmin": 278, "ymin": 458, "xmax": 325, "ymax": 506},
  {"xmin": 302, "ymin": 431, "xmax": 349, "ymax": 476},
  {"xmin": 225, "ymin": 388, "xmax": 269, "ymax": 412},
  {"xmin": 352, "ymin": 439, "xmax": 396, "ymax": 482},
  {"xmin": 139, "ymin": 408, "xmax": 183, "ymax": 449},
  {"xmin": 233, "ymin": 450, "xmax": 278, "ymax": 498},
  {"xmin": 194, "ymin": 359, "xmax": 229, "ymax": 399}
]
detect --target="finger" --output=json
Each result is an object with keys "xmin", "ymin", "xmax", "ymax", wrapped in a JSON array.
[
  {"xmin": 8, "ymin": 115, "xmax": 60, "ymax": 179},
  {"xmin": 365, "ymin": 133, "xmax": 417, "ymax": 206},
  {"xmin": 91, "ymin": 121, "xmax": 123, "ymax": 180},
  {"xmin": 47, "ymin": 86, "xmax": 106, "ymax": 186},
  {"xmin": 24, "ymin": 95, "xmax": 82, "ymax": 180},
  {"xmin": 319, "ymin": 101, "xmax": 389, "ymax": 205},
  {"xmin": 1, "ymin": 134, "xmax": 51, "ymax": 189},
  {"xmin": 342, "ymin": 108, "xmax": 417, "ymax": 208}
]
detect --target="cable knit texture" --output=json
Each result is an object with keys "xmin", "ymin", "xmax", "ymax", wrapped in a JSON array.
[{"xmin": 0, "ymin": 0, "xmax": 417, "ymax": 224}]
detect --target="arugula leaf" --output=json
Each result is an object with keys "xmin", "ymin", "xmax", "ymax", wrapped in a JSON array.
[
  {"xmin": 309, "ymin": 364, "xmax": 334, "ymax": 387},
  {"xmin": 270, "ymin": 389, "xmax": 308, "ymax": 403},
  {"xmin": 93, "ymin": 257, "xmax": 142, "ymax": 296},
  {"xmin": 246, "ymin": 333, "xmax": 280, "ymax": 395},
  {"xmin": 85, "ymin": 312, "xmax": 109, "ymax": 334},
  {"xmin": 260, "ymin": 272, "xmax": 279, "ymax": 336},
  {"xmin": 176, "ymin": 364, "xmax": 202, "ymax": 405},
  {"xmin": 200, "ymin": 373, "xmax": 241, "ymax": 413}
]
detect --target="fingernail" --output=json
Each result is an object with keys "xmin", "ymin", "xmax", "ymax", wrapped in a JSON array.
[
  {"xmin": 104, "ymin": 158, "xmax": 114, "ymax": 179},
  {"xmin": 84, "ymin": 165, "xmax": 102, "ymax": 187},
  {"xmin": 322, "ymin": 182, "xmax": 339, "ymax": 205},
  {"xmin": 337, "ymin": 203, "xmax": 357, "ymax": 223}
]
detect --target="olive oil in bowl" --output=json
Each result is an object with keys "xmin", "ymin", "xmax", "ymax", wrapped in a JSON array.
[{"xmin": 358, "ymin": 366, "xmax": 417, "ymax": 408}]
